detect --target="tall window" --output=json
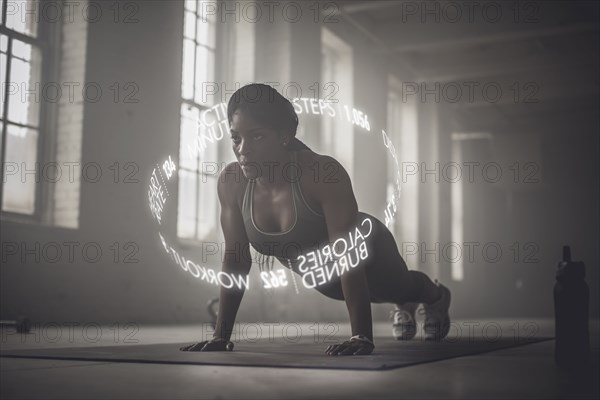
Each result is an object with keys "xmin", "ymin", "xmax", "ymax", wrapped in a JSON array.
[
  {"xmin": 388, "ymin": 75, "xmax": 419, "ymax": 256},
  {"xmin": 177, "ymin": 0, "xmax": 218, "ymax": 240},
  {"xmin": 321, "ymin": 27, "xmax": 353, "ymax": 179},
  {"xmin": 449, "ymin": 132, "xmax": 493, "ymax": 283},
  {"xmin": 1, "ymin": 0, "xmax": 45, "ymax": 216}
]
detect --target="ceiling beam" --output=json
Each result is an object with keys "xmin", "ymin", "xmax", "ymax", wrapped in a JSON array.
[
  {"xmin": 452, "ymin": 87, "xmax": 598, "ymax": 110},
  {"xmin": 416, "ymin": 57, "xmax": 595, "ymax": 82},
  {"xmin": 378, "ymin": 23, "xmax": 599, "ymax": 54},
  {"xmin": 337, "ymin": 1, "xmax": 404, "ymax": 15}
]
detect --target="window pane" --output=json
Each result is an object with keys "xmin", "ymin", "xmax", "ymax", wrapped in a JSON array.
[
  {"xmin": 0, "ymin": 52, "xmax": 6, "ymax": 120},
  {"xmin": 7, "ymin": 41, "xmax": 41, "ymax": 127},
  {"xmin": 5, "ymin": 0, "xmax": 38, "ymax": 37},
  {"xmin": 196, "ymin": 175, "xmax": 216, "ymax": 239},
  {"xmin": 198, "ymin": 1, "xmax": 216, "ymax": 23},
  {"xmin": 0, "ymin": 35, "xmax": 7, "ymax": 52},
  {"xmin": 184, "ymin": 10, "xmax": 196, "ymax": 39},
  {"xmin": 197, "ymin": 16, "xmax": 216, "ymax": 49},
  {"xmin": 179, "ymin": 103, "xmax": 200, "ymax": 170},
  {"xmin": 12, "ymin": 38, "xmax": 31, "ymax": 60},
  {"xmin": 177, "ymin": 169, "xmax": 198, "ymax": 239},
  {"xmin": 184, "ymin": 0, "xmax": 197, "ymax": 13},
  {"xmin": 2, "ymin": 124, "xmax": 38, "ymax": 214},
  {"xmin": 194, "ymin": 46, "xmax": 214, "ymax": 105},
  {"xmin": 198, "ymin": 109, "xmax": 218, "ymax": 163},
  {"xmin": 181, "ymin": 38, "xmax": 194, "ymax": 100}
]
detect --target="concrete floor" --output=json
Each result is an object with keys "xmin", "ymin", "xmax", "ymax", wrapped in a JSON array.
[{"xmin": 1, "ymin": 319, "xmax": 598, "ymax": 399}]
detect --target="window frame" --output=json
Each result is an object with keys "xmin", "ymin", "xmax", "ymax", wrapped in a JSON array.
[
  {"xmin": 0, "ymin": 1, "xmax": 62, "ymax": 224},
  {"xmin": 176, "ymin": 0, "xmax": 223, "ymax": 245}
]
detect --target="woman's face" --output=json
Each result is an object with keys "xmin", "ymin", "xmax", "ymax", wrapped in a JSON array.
[{"xmin": 229, "ymin": 109, "xmax": 288, "ymax": 180}]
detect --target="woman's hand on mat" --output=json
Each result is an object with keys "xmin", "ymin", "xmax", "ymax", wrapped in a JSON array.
[
  {"xmin": 325, "ymin": 336, "xmax": 374, "ymax": 356},
  {"xmin": 179, "ymin": 337, "xmax": 234, "ymax": 352}
]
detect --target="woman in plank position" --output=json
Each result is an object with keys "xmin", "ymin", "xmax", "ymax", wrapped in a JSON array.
[{"xmin": 180, "ymin": 84, "xmax": 451, "ymax": 356}]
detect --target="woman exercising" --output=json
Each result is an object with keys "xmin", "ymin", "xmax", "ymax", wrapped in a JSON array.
[{"xmin": 180, "ymin": 83, "xmax": 451, "ymax": 356}]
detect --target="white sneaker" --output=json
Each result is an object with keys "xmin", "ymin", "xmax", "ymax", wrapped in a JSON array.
[
  {"xmin": 390, "ymin": 302, "xmax": 419, "ymax": 340},
  {"xmin": 423, "ymin": 280, "xmax": 451, "ymax": 341}
]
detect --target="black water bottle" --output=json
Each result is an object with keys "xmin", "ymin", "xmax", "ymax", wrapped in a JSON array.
[{"xmin": 553, "ymin": 245, "xmax": 590, "ymax": 368}]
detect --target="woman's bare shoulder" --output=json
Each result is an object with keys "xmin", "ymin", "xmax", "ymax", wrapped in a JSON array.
[
  {"xmin": 295, "ymin": 148, "xmax": 331, "ymax": 167},
  {"xmin": 296, "ymin": 149, "xmax": 346, "ymax": 178},
  {"xmin": 218, "ymin": 161, "xmax": 248, "ymax": 206},
  {"xmin": 295, "ymin": 149, "xmax": 351, "ymax": 206}
]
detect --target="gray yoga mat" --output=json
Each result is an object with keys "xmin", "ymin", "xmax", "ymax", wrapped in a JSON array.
[{"xmin": 0, "ymin": 336, "xmax": 553, "ymax": 371}]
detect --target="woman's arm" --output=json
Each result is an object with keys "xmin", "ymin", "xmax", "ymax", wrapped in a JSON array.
[
  {"xmin": 180, "ymin": 164, "xmax": 250, "ymax": 352},
  {"xmin": 213, "ymin": 163, "xmax": 252, "ymax": 341},
  {"xmin": 313, "ymin": 156, "xmax": 374, "ymax": 343},
  {"xmin": 180, "ymin": 163, "xmax": 251, "ymax": 352}
]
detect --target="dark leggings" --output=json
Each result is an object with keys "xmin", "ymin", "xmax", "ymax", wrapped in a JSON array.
[{"xmin": 303, "ymin": 212, "xmax": 440, "ymax": 305}]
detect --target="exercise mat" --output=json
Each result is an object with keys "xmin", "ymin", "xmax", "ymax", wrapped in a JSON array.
[{"xmin": 0, "ymin": 336, "xmax": 553, "ymax": 371}]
